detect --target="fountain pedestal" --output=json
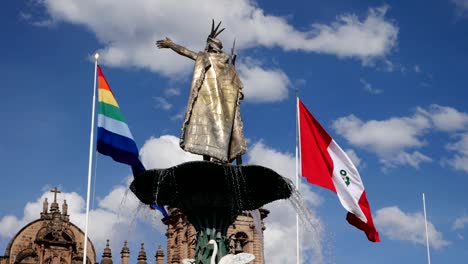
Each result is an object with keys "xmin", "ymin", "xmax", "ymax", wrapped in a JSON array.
[{"xmin": 130, "ymin": 161, "xmax": 293, "ymax": 264}]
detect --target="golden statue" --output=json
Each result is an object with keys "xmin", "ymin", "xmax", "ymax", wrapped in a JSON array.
[{"xmin": 157, "ymin": 20, "xmax": 247, "ymax": 163}]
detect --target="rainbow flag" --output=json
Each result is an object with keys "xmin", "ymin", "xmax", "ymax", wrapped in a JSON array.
[{"xmin": 96, "ymin": 65, "xmax": 144, "ymax": 172}]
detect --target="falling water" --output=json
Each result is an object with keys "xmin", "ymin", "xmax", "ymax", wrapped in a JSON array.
[
  {"xmin": 113, "ymin": 186, "xmax": 144, "ymax": 241},
  {"xmin": 117, "ymin": 187, "xmax": 131, "ymax": 224},
  {"xmin": 113, "ymin": 173, "xmax": 170, "ymax": 241},
  {"xmin": 288, "ymin": 187, "xmax": 324, "ymax": 264},
  {"xmin": 248, "ymin": 209, "xmax": 264, "ymax": 258},
  {"xmin": 152, "ymin": 169, "xmax": 166, "ymax": 206},
  {"xmin": 224, "ymin": 165, "xmax": 244, "ymax": 218},
  {"xmin": 248, "ymin": 209, "xmax": 263, "ymax": 241},
  {"xmin": 148, "ymin": 170, "xmax": 174, "ymax": 230},
  {"xmin": 131, "ymin": 202, "xmax": 148, "ymax": 226},
  {"xmin": 119, "ymin": 188, "xmax": 130, "ymax": 214}
]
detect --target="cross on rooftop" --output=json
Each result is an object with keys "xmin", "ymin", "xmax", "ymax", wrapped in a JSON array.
[{"xmin": 50, "ymin": 187, "xmax": 61, "ymax": 203}]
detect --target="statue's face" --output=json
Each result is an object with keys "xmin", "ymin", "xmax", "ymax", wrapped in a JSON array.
[
  {"xmin": 206, "ymin": 38, "xmax": 223, "ymax": 53},
  {"xmin": 207, "ymin": 44, "xmax": 222, "ymax": 53}
]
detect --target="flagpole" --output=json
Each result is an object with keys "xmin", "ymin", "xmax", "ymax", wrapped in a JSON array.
[
  {"xmin": 295, "ymin": 90, "xmax": 301, "ymax": 264},
  {"xmin": 83, "ymin": 53, "xmax": 99, "ymax": 264},
  {"xmin": 423, "ymin": 193, "xmax": 431, "ymax": 264}
]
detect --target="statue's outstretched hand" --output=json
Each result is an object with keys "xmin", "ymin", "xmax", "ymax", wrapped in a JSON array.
[{"xmin": 156, "ymin": 37, "xmax": 173, "ymax": 49}]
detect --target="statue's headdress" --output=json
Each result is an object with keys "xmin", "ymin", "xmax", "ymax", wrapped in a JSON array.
[{"xmin": 206, "ymin": 19, "xmax": 225, "ymax": 52}]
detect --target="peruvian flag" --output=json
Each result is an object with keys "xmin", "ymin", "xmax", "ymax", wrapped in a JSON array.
[{"xmin": 298, "ymin": 99, "xmax": 380, "ymax": 242}]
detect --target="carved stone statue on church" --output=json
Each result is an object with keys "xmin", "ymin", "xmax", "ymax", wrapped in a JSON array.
[
  {"xmin": 43, "ymin": 198, "xmax": 48, "ymax": 214},
  {"xmin": 156, "ymin": 20, "xmax": 247, "ymax": 164},
  {"xmin": 62, "ymin": 200, "xmax": 68, "ymax": 215}
]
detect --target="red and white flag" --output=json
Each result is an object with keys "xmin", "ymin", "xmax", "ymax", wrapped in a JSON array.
[{"xmin": 298, "ymin": 99, "xmax": 380, "ymax": 242}]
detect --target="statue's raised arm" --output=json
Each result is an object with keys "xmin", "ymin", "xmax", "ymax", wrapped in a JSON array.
[{"xmin": 156, "ymin": 37, "xmax": 197, "ymax": 61}]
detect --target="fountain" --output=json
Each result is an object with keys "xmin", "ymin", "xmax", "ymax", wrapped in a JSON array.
[
  {"xmin": 130, "ymin": 20, "xmax": 295, "ymax": 264},
  {"xmin": 131, "ymin": 161, "xmax": 294, "ymax": 263}
]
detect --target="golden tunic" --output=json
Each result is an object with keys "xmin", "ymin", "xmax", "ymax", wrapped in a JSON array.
[{"xmin": 180, "ymin": 52, "xmax": 247, "ymax": 162}]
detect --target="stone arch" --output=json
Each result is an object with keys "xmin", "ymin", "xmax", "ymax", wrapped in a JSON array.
[
  {"xmin": 232, "ymin": 231, "xmax": 249, "ymax": 253},
  {"xmin": 61, "ymin": 230, "xmax": 74, "ymax": 243},
  {"xmin": 36, "ymin": 227, "xmax": 75, "ymax": 244},
  {"xmin": 36, "ymin": 227, "xmax": 52, "ymax": 241},
  {"xmin": 13, "ymin": 248, "xmax": 38, "ymax": 264}
]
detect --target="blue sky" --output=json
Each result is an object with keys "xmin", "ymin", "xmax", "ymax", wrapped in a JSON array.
[{"xmin": 1, "ymin": 0, "xmax": 468, "ymax": 263}]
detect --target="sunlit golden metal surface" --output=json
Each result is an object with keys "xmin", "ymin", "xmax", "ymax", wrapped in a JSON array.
[{"xmin": 156, "ymin": 22, "xmax": 246, "ymax": 163}]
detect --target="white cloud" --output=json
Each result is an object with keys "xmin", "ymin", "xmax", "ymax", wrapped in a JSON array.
[
  {"xmin": 139, "ymin": 135, "xmax": 201, "ymax": 169},
  {"xmin": 332, "ymin": 114, "xmax": 430, "ymax": 154},
  {"xmin": 164, "ymin": 87, "xmax": 181, "ymax": 97},
  {"xmin": 452, "ymin": 0, "xmax": 468, "ymax": 17},
  {"xmin": 453, "ymin": 215, "xmax": 468, "ymax": 230},
  {"xmin": 331, "ymin": 105, "xmax": 468, "ymax": 172},
  {"xmin": 447, "ymin": 133, "xmax": 468, "ymax": 156},
  {"xmin": 382, "ymin": 151, "xmax": 432, "ymax": 169},
  {"xmin": 298, "ymin": 5, "xmax": 397, "ymax": 62},
  {"xmin": 446, "ymin": 154, "xmax": 468, "ymax": 173},
  {"xmin": 248, "ymin": 141, "xmax": 296, "ymax": 179},
  {"xmin": 33, "ymin": 1, "xmax": 398, "ymax": 76},
  {"xmin": 18, "ymin": 11, "xmax": 32, "ymax": 21},
  {"xmin": 0, "ymin": 215, "xmax": 18, "ymax": 238},
  {"xmin": 446, "ymin": 132, "xmax": 468, "ymax": 173},
  {"xmin": 332, "ymin": 113, "xmax": 432, "ymax": 168},
  {"xmin": 153, "ymin": 96, "xmax": 172, "ymax": 110},
  {"xmin": 374, "ymin": 206, "xmax": 450, "ymax": 249},
  {"xmin": 238, "ymin": 60, "xmax": 290, "ymax": 103},
  {"xmin": 417, "ymin": 104, "xmax": 468, "ymax": 132},
  {"xmin": 19, "ymin": 11, "xmax": 54, "ymax": 27},
  {"xmin": 0, "ymin": 192, "xmax": 85, "ymax": 239},
  {"xmin": 360, "ymin": 78, "xmax": 383, "ymax": 94},
  {"xmin": 170, "ymin": 110, "xmax": 185, "ymax": 121},
  {"xmin": 345, "ymin": 149, "xmax": 363, "ymax": 168}
]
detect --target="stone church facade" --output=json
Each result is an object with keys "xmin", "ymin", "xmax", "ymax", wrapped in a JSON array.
[
  {"xmin": 0, "ymin": 188, "xmax": 96, "ymax": 264},
  {"xmin": 1, "ymin": 188, "xmax": 268, "ymax": 264}
]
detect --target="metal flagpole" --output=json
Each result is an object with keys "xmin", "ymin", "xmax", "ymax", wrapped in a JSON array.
[
  {"xmin": 295, "ymin": 90, "xmax": 301, "ymax": 264},
  {"xmin": 83, "ymin": 53, "xmax": 99, "ymax": 264},
  {"xmin": 423, "ymin": 193, "xmax": 431, "ymax": 264}
]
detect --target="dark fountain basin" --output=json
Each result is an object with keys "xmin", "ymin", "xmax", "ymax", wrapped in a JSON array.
[{"xmin": 130, "ymin": 161, "xmax": 293, "ymax": 263}]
